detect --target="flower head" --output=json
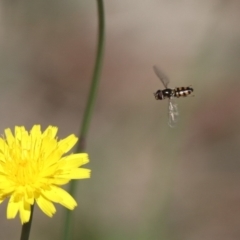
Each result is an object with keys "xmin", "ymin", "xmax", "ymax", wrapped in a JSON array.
[{"xmin": 0, "ymin": 125, "xmax": 90, "ymax": 224}]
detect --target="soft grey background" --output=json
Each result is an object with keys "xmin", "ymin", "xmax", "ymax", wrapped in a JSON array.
[{"xmin": 0, "ymin": 1, "xmax": 240, "ymax": 239}]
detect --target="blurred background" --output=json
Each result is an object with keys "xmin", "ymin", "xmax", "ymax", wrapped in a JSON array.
[{"xmin": 1, "ymin": 0, "xmax": 240, "ymax": 239}]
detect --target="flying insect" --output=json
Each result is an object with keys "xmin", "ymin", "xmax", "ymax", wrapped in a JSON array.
[{"xmin": 153, "ymin": 66, "xmax": 194, "ymax": 127}]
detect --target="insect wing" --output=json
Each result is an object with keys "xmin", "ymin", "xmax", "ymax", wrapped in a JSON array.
[
  {"xmin": 168, "ymin": 98, "xmax": 179, "ymax": 128},
  {"xmin": 153, "ymin": 65, "xmax": 170, "ymax": 88}
]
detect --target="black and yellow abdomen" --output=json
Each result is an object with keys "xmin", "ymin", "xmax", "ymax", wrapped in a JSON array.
[{"xmin": 174, "ymin": 87, "xmax": 193, "ymax": 98}]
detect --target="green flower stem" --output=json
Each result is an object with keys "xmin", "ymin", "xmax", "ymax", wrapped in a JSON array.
[
  {"xmin": 63, "ymin": 0, "xmax": 105, "ymax": 240},
  {"xmin": 20, "ymin": 205, "xmax": 34, "ymax": 240}
]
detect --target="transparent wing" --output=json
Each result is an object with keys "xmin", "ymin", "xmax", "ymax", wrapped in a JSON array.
[
  {"xmin": 153, "ymin": 65, "xmax": 170, "ymax": 88},
  {"xmin": 168, "ymin": 98, "xmax": 179, "ymax": 128}
]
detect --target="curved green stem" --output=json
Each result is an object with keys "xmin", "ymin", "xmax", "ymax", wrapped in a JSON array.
[
  {"xmin": 63, "ymin": 1, "xmax": 105, "ymax": 240},
  {"xmin": 20, "ymin": 205, "xmax": 34, "ymax": 240},
  {"xmin": 77, "ymin": 0, "xmax": 105, "ymax": 152}
]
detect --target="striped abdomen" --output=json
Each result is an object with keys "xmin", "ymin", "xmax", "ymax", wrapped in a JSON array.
[{"xmin": 174, "ymin": 87, "xmax": 193, "ymax": 98}]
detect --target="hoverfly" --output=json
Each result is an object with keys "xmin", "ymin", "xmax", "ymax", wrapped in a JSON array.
[{"xmin": 153, "ymin": 66, "xmax": 194, "ymax": 127}]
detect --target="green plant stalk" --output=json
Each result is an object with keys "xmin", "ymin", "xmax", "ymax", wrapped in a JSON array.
[
  {"xmin": 20, "ymin": 205, "xmax": 34, "ymax": 240},
  {"xmin": 63, "ymin": 0, "xmax": 105, "ymax": 240}
]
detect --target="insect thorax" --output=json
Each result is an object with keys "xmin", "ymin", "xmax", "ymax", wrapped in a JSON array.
[{"xmin": 154, "ymin": 89, "xmax": 174, "ymax": 100}]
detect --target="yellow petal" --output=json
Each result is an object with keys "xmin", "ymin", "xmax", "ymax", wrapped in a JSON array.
[
  {"xmin": 55, "ymin": 168, "xmax": 90, "ymax": 180},
  {"xmin": 68, "ymin": 168, "xmax": 91, "ymax": 179},
  {"xmin": 41, "ymin": 187, "xmax": 61, "ymax": 203},
  {"xmin": 43, "ymin": 186, "xmax": 77, "ymax": 210},
  {"xmin": 58, "ymin": 135, "xmax": 78, "ymax": 153},
  {"xmin": 19, "ymin": 200, "xmax": 31, "ymax": 224},
  {"xmin": 41, "ymin": 150, "xmax": 61, "ymax": 170},
  {"xmin": 7, "ymin": 195, "xmax": 19, "ymax": 219},
  {"xmin": 4, "ymin": 128, "xmax": 15, "ymax": 146},
  {"xmin": 42, "ymin": 126, "xmax": 58, "ymax": 139},
  {"xmin": 49, "ymin": 178, "xmax": 70, "ymax": 185},
  {"xmin": 41, "ymin": 138, "xmax": 58, "ymax": 157},
  {"xmin": 0, "ymin": 139, "xmax": 8, "ymax": 155},
  {"xmin": 24, "ymin": 186, "xmax": 34, "ymax": 205},
  {"xmin": 36, "ymin": 195, "xmax": 56, "ymax": 217},
  {"xmin": 30, "ymin": 125, "xmax": 41, "ymax": 138},
  {"xmin": 15, "ymin": 126, "xmax": 27, "ymax": 142},
  {"xmin": 59, "ymin": 153, "xmax": 89, "ymax": 169}
]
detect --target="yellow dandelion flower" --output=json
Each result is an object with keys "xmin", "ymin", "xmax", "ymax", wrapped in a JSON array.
[{"xmin": 0, "ymin": 125, "xmax": 90, "ymax": 224}]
